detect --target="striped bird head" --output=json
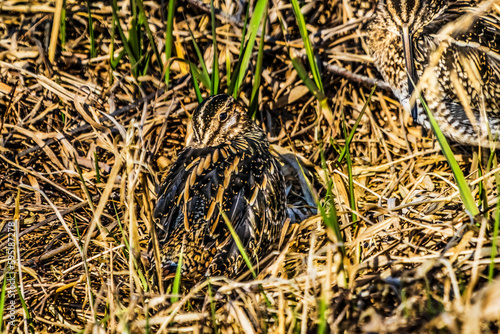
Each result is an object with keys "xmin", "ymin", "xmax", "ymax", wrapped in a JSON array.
[
  {"xmin": 376, "ymin": 0, "xmax": 447, "ymax": 121},
  {"xmin": 191, "ymin": 94, "xmax": 257, "ymax": 147},
  {"xmin": 379, "ymin": 0, "xmax": 447, "ymax": 34}
]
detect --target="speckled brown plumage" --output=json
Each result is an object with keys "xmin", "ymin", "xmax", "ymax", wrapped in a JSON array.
[
  {"xmin": 366, "ymin": 0, "xmax": 500, "ymax": 146},
  {"xmin": 152, "ymin": 94, "xmax": 287, "ymax": 282}
]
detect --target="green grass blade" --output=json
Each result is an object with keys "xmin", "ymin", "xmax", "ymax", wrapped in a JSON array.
[
  {"xmin": 171, "ymin": 241, "xmax": 183, "ymax": 303},
  {"xmin": 238, "ymin": 3, "xmax": 250, "ymax": 56},
  {"xmin": 111, "ymin": 0, "xmax": 137, "ymax": 72},
  {"xmin": 346, "ymin": 143, "xmax": 357, "ymax": 223},
  {"xmin": 110, "ymin": 42, "xmax": 125, "ymax": 70},
  {"xmin": 228, "ymin": 0, "xmax": 268, "ymax": 98},
  {"xmin": 290, "ymin": 0, "xmax": 323, "ymax": 92},
  {"xmin": 0, "ymin": 268, "xmax": 7, "ymax": 333},
  {"xmin": 187, "ymin": 24, "xmax": 211, "ymax": 91},
  {"xmin": 289, "ymin": 54, "xmax": 333, "ymax": 123},
  {"xmin": 341, "ymin": 110, "xmax": 357, "ymax": 224},
  {"xmin": 337, "ymin": 84, "xmax": 377, "ymax": 163},
  {"xmin": 489, "ymin": 155, "xmax": 500, "ymax": 281},
  {"xmin": 60, "ymin": 0, "xmax": 67, "ymax": 51},
  {"xmin": 319, "ymin": 144, "xmax": 344, "ymax": 254},
  {"xmin": 94, "ymin": 151, "xmax": 101, "ymax": 184},
  {"xmin": 113, "ymin": 202, "xmax": 130, "ymax": 251},
  {"xmin": 208, "ymin": 281, "xmax": 219, "ymax": 333},
  {"xmin": 128, "ymin": 0, "xmax": 141, "ymax": 62},
  {"xmin": 477, "ymin": 165, "xmax": 487, "ymax": 219},
  {"xmin": 128, "ymin": 18, "xmax": 141, "ymax": 62},
  {"xmin": 289, "ymin": 55, "xmax": 325, "ymax": 103},
  {"xmin": 171, "ymin": 58, "xmax": 211, "ymax": 89},
  {"xmin": 73, "ymin": 212, "xmax": 82, "ymax": 242},
  {"xmin": 190, "ymin": 62, "xmax": 204, "ymax": 103},
  {"xmin": 225, "ymin": 46, "xmax": 231, "ymax": 89},
  {"xmin": 140, "ymin": 52, "xmax": 152, "ymax": 77},
  {"xmin": 130, "ymin": 0, "xmax": 137, "ymax": 17},
  {"xmin": 220, "ymin": 210, "xmax": 256, "ymax": 278},
  {"xmin": 110, "ymin": 17, "xmax": 117, "ymax": 68},
  {"xmin": 318, "ymin": 290, "xmax": 327, "ymax": 334},
  {"xmin": 249, "ymin": 8, "xmax": 267, "ymax": 119},
  {"xmin": 489, "ymin": 197, "xmax": 500, "ymax": 281},
  {"xmin": 16, "ymin": 281, "xmax": 34, "ymax": 333},
  {"xmin": 164, "ymin": 0, "xmax": 176, "ymax": 85},
  {"xmin": 418, "ymin": 95, "xmax": 479, "ymax": 217},
  {"xmin": 210, "ymin": 0, "xmax": 219, "ymax": 95},
  {"xmin": 136, "ymin": 0, "xmax": 163, "ymax": 73},
  {"xmin": 87, "ymin": 0, "xmax": 96, "ymax": 58},
  {"xmin": 225, "ymin": 3, "xmax": 248, "ymax": 91}
]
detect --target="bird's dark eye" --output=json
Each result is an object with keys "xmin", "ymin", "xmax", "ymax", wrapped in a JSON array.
[{"xmin": 219, "ymin": 112, "xmax": 228, "ymax": 121}]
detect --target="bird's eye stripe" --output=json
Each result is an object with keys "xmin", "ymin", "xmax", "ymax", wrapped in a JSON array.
[{"xmin": 220, "ymin": 115, "xmax": 239, "ymax": 136}]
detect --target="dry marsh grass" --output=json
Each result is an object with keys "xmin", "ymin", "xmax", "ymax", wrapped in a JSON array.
[{"xmin": 0, "ymin": 0, "xmax": 500, "ymax": 332}]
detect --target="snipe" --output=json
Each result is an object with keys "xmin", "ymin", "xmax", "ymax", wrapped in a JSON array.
[
  {"xmin": 152, "ymin": 94, "xmax": 287, "ymax": 282},
  {"xmin": 366, "ymin": 0, "xmax": 500, "ymax": 146}
]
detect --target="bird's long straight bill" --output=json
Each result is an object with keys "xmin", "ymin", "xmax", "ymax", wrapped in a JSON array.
[{"xmin": 401, "ymin": 25, "xmax": 419, "ymax": 122}]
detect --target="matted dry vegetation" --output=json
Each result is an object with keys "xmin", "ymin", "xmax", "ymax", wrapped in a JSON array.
[{"xmin": 1, "ymin": 0, "xmax": 500, "ymax": 332}]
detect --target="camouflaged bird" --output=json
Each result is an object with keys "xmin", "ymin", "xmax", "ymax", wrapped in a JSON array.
[
  {"xmin": 152, "ymin": 94, "xmax": 287, "ymax": 282},
  {"xmin": 366, "ymin": 0, "xmax": 500, "ymax": 146}
]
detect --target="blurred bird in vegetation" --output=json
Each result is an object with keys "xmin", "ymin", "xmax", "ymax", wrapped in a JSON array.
[{"xmin": 366, "ymin": 0, "xmax": 500, "ymax": 146}]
